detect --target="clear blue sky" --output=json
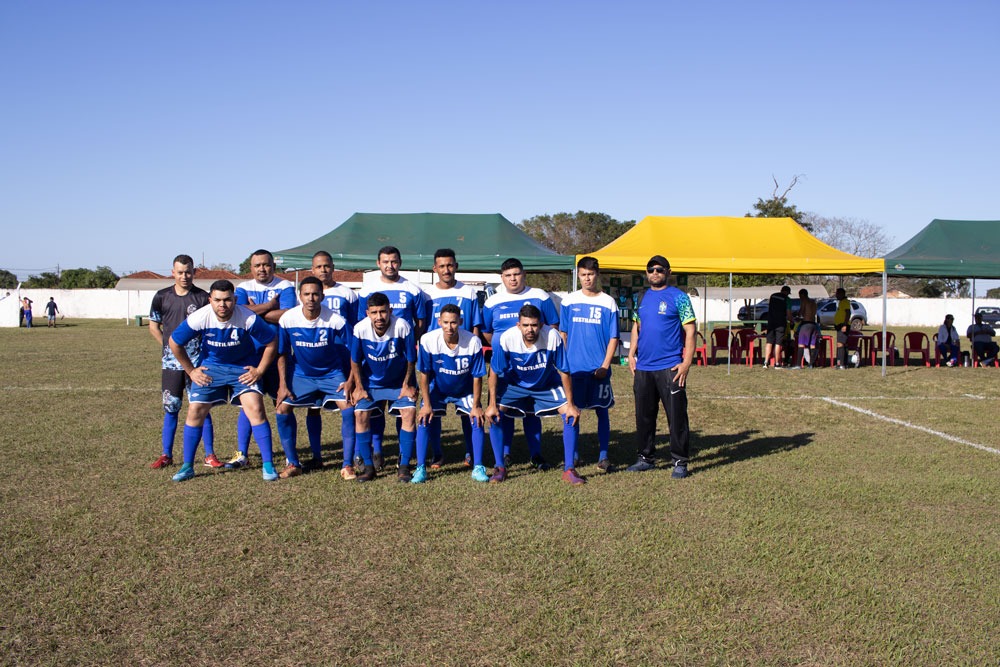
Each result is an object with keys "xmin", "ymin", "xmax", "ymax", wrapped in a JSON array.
[{"xmin": 2, "ymin": 1, "xmax": 998, "ymax": 290}]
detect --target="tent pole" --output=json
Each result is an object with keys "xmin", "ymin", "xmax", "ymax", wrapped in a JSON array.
[
  {"xmin": 571, "ymin": 265, "xmax": 577, "ymax": 291},
  {"xmin": 728, "ymin": 272, "xmax": 733, "ymax": 375},
  {"xmin": 972, "ymin": 278, "xmax": 976, "ymax": 318},
  {"xmin": 703, "ymin": 275, "xmax": 708, "ymax": 338},
  {"xmin": 882, "ymin": 272, "xmax": 887, "ymax": 377}
]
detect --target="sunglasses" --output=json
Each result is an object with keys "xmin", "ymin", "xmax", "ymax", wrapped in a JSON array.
[{"xmin": 646, "ymin": 267, "xmax": 666, "ymax": 274}]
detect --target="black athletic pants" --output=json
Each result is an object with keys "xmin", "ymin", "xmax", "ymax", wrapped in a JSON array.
[{"xmin": 633, "ymin": 367, "xmax": 690, "ymax": 464}]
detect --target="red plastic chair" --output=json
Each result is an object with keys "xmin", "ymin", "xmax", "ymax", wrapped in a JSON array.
[
  {"xmin": 735, "ymin": 328, "xmax": 762, "ymax": 366},
  {"xmin": 708, "ymin": 328, "xmax": 731, "ymax": 364},
  {"xmin": 870, "ymin": 331, "xmax": 896, "ymax": 366},
  {"xmin": 692, "ymin": 331, "xmax": 708, "ymax": 366},
  {"xmin": 902, "ymin": 331, "xmax": 930, "ymax": 367}
]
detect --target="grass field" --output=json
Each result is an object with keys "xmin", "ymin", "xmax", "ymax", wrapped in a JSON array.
[{"xmin": 1, "ymin": 321, "xmax": 998, "ymax": 666}]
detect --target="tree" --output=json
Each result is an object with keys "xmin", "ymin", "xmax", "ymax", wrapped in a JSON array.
[
  {"xmin": 519, "ymin": 211, "xmax": 635, "ymax": 256},
  {"xmin": 59, "ymin": 266, "xmax": 120, "ymax": 289},
  {"xmin": 0, "ymin": 269, "xmax": 17, "ymax": 289},
  {"xmin": 23, "ymin": 272, "xmax": 61, "ymax": 288},
  {"xmin": 805, "ymin": 214, "xmax": 892, "ymax": 258},
  {"xmin": 987, "ymin": 287, "xmax": 1000, "ymax": 299},
  {"xmin": 239, "ymin": 255, "xmax": 253, "ymax": 275},
  {"xmin": 747, "ymin": 175, "xmax": 810, "ymax": 232}
]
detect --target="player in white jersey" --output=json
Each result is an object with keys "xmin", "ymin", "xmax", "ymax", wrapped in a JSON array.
[
  {"xmin": 168, "ymin": 280, "xmax": 279, "ymax": 482},
  {"xmin": 225, "ymin": 249, "xmax": 297, "ymax": 470},
  {"xmin": 482, "ymin": 257, "xmax": 559, "ymax": 470},
  {"xmin": 274, "ymin": 277, "xmax": 355, "ymax": 479},
  {"xmin": 485, "ymin": 304, "xmax": 583, "ymax": 485},
  {"xmin": 288, "ymin": 250, "xmax": 361, "ymax": 477},
  {"xmin": 414, "ymin": 304, "xmax": 489, "ymax": 484},
  {"xmin": 559, "ymin": 257, "xmax": 619, "ymax": 472},
  {"xmin": 356, "ymin": 246, "xmax": 427, "ymax": 461},
  {"xmin": 421, "ymin": 248, "xmax": 484, "ymax": 468}
]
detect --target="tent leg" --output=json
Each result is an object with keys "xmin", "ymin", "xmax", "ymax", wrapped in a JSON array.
[
  {"xmin": 882, "ymin": 272, "xmax": 887, "ymax": 377},
  {"xmin": 727, "ymin": 273, "xmax": 733, "ymax": 375}
]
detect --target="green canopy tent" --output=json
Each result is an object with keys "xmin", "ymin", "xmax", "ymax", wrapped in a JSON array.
[
  {"xmin": 885, "ymin": 219, "xmax": 1000, "ymax": 278},
  {"xmin": 273, "ymin": 212, "xmax": 576, "ymax": 272}
]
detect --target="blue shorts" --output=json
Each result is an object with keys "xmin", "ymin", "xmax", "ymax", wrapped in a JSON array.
[
  {"xmin": 570, "ymin": 373, "xmax": 615, "ymax": 410},
  {"xmin": 355, "ymin": 386, "xmax": 417, "ymax": 416},
  {"xmin": 497, "ymin": 382, "xmax": 567, "ymax": 418},
  {"xmin": 282, "ymin": 370, "xmax": 349, "ymax": 410},
  {"xmin": 188, "ymin": 363, "xmax": 263, "ymax": 406},
  {"xmin": 422, "ymin": 389, "xmax": 478, "ymax": 416}
]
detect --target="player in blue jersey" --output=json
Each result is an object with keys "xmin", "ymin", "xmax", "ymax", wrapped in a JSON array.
[
  {"xmin": 148, "ymin": 255, "xmax": 219, "ymax": 469},
  {"xmin": 291, "ymin": 250, "xmax": 361, "ymax": 476},
  {"xmin": 350, "ymin": 291, "xmax": 418, "ymax": 482},
  {"xmin": 485, "ymin": 304, "xmax": 583, "ymax": 485},
  {"xmin": 626, "ymin": 255, "xmax": 696, "ymax": 478},
  {"xmin": 168, "ymin": 280, "xmax": 280, "ymax": 482},
  {"xmin": 413, "ymin": 304, "xmax": 489, "ymax": 484},
  {"xmin": 422, "ymin": 248, "xmax": 484, "ymax": 468},
  {"xmin": 482, "ymin": 257, "xmax": 560, "ymax": 470},
  {"xmin": 226, "ymin": 249, "xmax": 297, "ymax": 470},
  {"xmin": 274, "ymin": 277, "xmax": 355, "ymax": 479},
  {"xmin": 559, "ymin": 257, "xmax": 619, "ymax": 472},
  {"xmin": 356, "ymin": 246, "xmax": 427, "ymax": 462}
]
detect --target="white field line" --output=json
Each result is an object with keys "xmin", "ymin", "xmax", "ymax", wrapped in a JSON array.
[
  {"xmin": 820, "ymin": 397, "xmax": 1000, "ymax": 456},
  {"xmin": 699, "ymin": 395, "xmax": 996, "ymax": 401}
]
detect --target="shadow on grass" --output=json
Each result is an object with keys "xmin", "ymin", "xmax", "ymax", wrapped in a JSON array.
[{"xmin": 692, "ymin": 429, "xmax": 815, "ymax": 473}]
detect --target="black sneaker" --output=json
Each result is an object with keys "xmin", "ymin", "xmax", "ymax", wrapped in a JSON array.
[
  {"xmin": 596, "ymin": 458, "xmax": 614, "ymax": 473},
  {"xmin": 530, "ymin": 455, "xmax": 550, "ymax": 472},
  {"xmin": 671, "ymin": 463, "xmax": 689, "ymax": 479},
  {"xmin": 372, "ymin": 452, "xmax": 384, "ymax": 472},
  {"xmin": 626, "ymin": 457, "xmax": 655, "ymax": 472},
  {"xmin": 397, "ymin": 465, "xmax": 412, "ymax": 483},
  {"xmin": 355, "ymin": 465, "xmax": 376, "ymax": 483}
]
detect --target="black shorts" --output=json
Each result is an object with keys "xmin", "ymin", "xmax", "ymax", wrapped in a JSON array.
[{"xmin": 765, "ymin": 327, "xmax": 786, "ymax": 345}]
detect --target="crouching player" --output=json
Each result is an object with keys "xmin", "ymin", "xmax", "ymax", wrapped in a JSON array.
[
  {"xmin": 485, "ymin": 304, "xmax": 583, "ymax": 484},
  {"xmin": 168, "ymin": 280, "xmax": 279, "ymax": 482},
  {"xmin": 413, "ymin": 304, "xmax": 488, "ymax": 484},
  {"xmin": 350, "ymin": 292, "xmax": 417, "ymax": 482},
  {"xmin": 274, "ymin": 277, "xmax": 355, "ymax": 479}
]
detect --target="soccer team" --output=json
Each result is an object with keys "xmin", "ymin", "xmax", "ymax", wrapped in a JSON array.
[{"xmin": 149, "ymin": 248, "xmax": 695, "ymax": 485}]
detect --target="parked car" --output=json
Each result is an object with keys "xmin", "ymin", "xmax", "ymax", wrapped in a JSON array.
[
  {"xmin": 975, "ymin": 306, "xmax": 1000, "ymax": 326},
  {"xmin": 816, "ymin": 298, "xmax": 868, "ymax": 331},
  {"xmin": 737, "ymin": 297, "xmax": 801, "ymax": 323}
]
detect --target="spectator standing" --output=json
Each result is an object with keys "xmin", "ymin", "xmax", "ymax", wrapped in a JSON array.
[
  {"xmin": 763, "ymin": 286, "xmax": 791, "ymax": 368},
  {"xmin": 44, "ymin": 297, "xmax": 59, "ymax": 327}
]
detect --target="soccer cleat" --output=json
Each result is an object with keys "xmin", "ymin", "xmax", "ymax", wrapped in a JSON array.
[
  {"xmin": 671, "ymin": 463, "xmax": 689, "ymax": 479},
  {"xmin": 262, "ymin": 462, "xmax": 279, "ymax": 482},
  {"xmin": 150, "ymin": 454, "xmax": 173, "ymax": 469},
  {"xmin": 353, "ymin": 455, "xmax": 364, "ymax": 469},
  {"xmin": 626, "ymin": 458, "xmax": 655, "ymax": 472},
  {"xmin": 410, "ymin": 465, "xmax": 428, "ymax": 484},
  {"xmin": 224, "ymin": 451, "xmax": 249, "ymax": 469},
  {"xmin": 561, "ymin": 468, "xmax": 586, "ymax": 485},
  {"xmin": 340, "ymin": 465, "xmax": 357, "ymax": 481},
  {"xmin": 503, "ymin": 454, "xmax": 512, "ymax": 468},
  {"xmin": 303, "ymin": 458, "xmax": 324, "ymax": 471},
  {"xmin": 171, "ymin": 464, "xmax": 195, "ymax": 482},
  {"xmin": 397, "ymin": 465, "xmax": 412, "ymax": 483},
  {"xmin": 488, "ymin": 467, "xmax": 507, "ymax": 484},
  {"xmin": 203, "ymin": 454, "xmax": 224, "ymax": 468},
  {"xmin": 471, "ymin": 465, "xmax": 489, "ymax": 483},
  {"xmin": 530, "ymin": 455, "xmax": 550, "ymax": 472},
  {"xmin": 596, "ymin": 458, "xmax": 614, "ymax": 473},
  {"xmin": 463, "ymin": 454, "xmax": 473, "ymax": 468},
  {"xmin": 279, "ymin": 464, "xmax": 302, "ymax": 479},
  {"xmin": 355, "ymin": 465, "xmax": 376, "ymax": 483},
  {"xmin": 430, "ymin": 456, "xmax": 445, "ymax": 470},
  {"xmin": 372, "ymin": 452, "xmax": 384, "ymax": 472}
]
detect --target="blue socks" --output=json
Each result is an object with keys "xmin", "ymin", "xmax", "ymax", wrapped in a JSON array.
[
  {"xmin": 399, "ymin": 428, "xmax": 416, "ymax": 467},
  {"xmin": 490, "ymin": 417, "xmax": 510, "ymax": 468},
  {"xmin": 162, "ymin": 411, "xmax": 179, "ymax": 457},
  {"xmin": 236, "ymin": 409, "xmax": 251, "ymax": 456},
  {"xmin": 596, "ymin": 408, "xmax": 610, "ymax": 461},
  {"xmin": 251, "ymin": 422, "xmax": 273, "ymax": 464},
  {"xmin": 430, "ymin": 418, "xmax": 443, "ymax": 460},
  {"xmin": 562, "ymin": 415, "xmax": 579, "ymax": 471},
  {"xmin": 182, "ymin": 424, "xmax": 202, "ymax": 465},
  {"xmin": 356, "ymin": 431, "xmax": 373, "ymax": 466},
  {"xmin": 202, "ymin": 413, "xmax": 215, "ymax": 456},
  {"xmin": 501, "ymin": 417, "xmax": 514, "ymax": 459},
  {"xmin": 306, "ymin": 411, "xmax": 322, "ymax": 460},
  {"xmin": 371, "ymin": 413, "xmax": 385, "ymax": 454},
  {"xmin": 471, "ymin": 420, "xmax": 485, "ymax": 467},
  {"xmin": 524, "ymin": 415, "xmax": 542, "ymax": 458},
  {"xmin": 340, "ymin": 407, "xmax": 356, "ymax": 468},
  {"xmin": 416, "ymin": 422, "xmax": 430, "ymax": 467},
  {"xmin": 461, "ymin": 414, "xmax": 474, "ymax": 460},
  {"xmin": 276, "ymin": 412, "xmax": 299, "ymax": 467}
]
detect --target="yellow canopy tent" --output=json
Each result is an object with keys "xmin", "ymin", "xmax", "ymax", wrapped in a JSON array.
[
  {"xmin": 581, "ymin": 216, "xmax": 888, "ymax": 373},
  {"xmin": 581, "ymin": 216, "xmax": 884, "ymax": 274}
]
